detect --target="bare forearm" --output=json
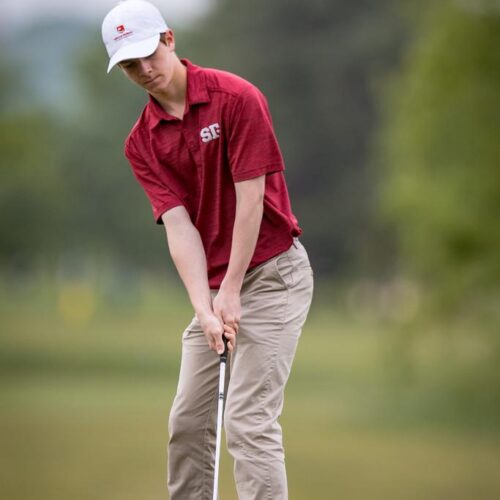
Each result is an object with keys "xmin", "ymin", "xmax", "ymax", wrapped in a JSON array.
[
  {"xmin": 221, "ymin": 180, "xmax": 264, "ymax": 292},
  {"xmin": 162, "ymin": 208, "xmax": 212, "ymax": 317}
]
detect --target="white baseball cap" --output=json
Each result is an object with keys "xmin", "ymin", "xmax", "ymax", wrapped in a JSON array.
[{"xmin": 102, "ymin": 0, "xmax": 168, "ymax": 73}]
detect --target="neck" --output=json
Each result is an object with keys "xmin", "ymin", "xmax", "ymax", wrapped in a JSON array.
[{"xmin": 150, "ymin": 57, "xmax": 187, "ymax": 118}]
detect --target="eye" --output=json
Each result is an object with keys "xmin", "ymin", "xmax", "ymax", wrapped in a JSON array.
[{"xmin": 121, "ymin": 60, "xmax": 136, "ymax": 69}]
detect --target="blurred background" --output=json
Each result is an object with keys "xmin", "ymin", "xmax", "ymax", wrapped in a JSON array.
[{"xmin": 1, "ymin": 0, "xmax": 499, "ymax": 498}]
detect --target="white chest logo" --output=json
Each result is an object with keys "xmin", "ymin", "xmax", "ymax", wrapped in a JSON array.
[{"xmin": 200, "ymin": 123, "xmax": 220, "ymax": 143}]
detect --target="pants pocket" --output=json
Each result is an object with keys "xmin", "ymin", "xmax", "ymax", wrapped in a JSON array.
[
  {"xmin": 275, "ymin": 244, "xmax": 313, "ymax": 289},
  {"xmin": 274, "ymin": 253, "xmax": 294, "ymax": 288}
]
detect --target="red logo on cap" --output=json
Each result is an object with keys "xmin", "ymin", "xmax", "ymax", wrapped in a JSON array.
[{"xmin": 116, "ymin": 25, "xmax": 125, "ymax": 33}]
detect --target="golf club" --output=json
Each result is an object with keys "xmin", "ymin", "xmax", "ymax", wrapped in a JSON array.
[{"xmin": 213, "ymin": 336, "xmax": 229, "ymax": 500}]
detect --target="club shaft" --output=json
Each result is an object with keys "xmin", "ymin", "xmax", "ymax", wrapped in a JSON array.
[{"xmin": 213, "ymin": 359, "xmax": 226, "ymax": 500}]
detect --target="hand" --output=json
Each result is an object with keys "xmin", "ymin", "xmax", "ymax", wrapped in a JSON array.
[
  {"xmin": 212, "ymin": 286, "xmax": 241, "ymax": 334},
  {"xmin": 222, "ymin": 323, "xmax": 237, "ymax": 353},
  {"xmin": 197, "ymin": 311, "xmax": 237, "ymax": 354},
  {"xmin": 197, "ymin": 311, "xmax": 225, "ymax": 354}
]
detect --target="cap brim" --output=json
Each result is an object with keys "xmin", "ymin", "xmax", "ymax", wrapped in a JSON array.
[{"xmin": 107, "ymin": 33, "xmax": 160, "ymax": 73}]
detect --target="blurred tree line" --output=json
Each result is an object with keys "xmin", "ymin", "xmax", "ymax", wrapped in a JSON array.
[
  {"xmin": 1, "ymin": 0, "xmax": 498, "ymax": 322},
  {"xmin": 0, "ymin": 0, "xmax": 407, "ymax": 280},
  {"xmin": 377, "ymin": 0, "xmax": 500, "ymax": 419},
  {"xmin": 378, "ymin": 0, "xmax": 500, "ymax": 320}
]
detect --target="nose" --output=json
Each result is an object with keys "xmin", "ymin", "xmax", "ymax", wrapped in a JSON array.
[{"xmin": 138, "ymin": 58, "xmax": 152, "ymax": 75}]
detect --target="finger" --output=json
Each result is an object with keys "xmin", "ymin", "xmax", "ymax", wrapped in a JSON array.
[
  {"xmin": 207, "ymin": 335, "xmax": 216, "ymax": 352},
  {"xmin": 223, "ymin": 331, "xmax": 236, "ymax": 352},
  {"xmin": 223, "ymin": 325, "xmax": 237, "ymax": 349},
  {"xmin": 214, "ymin": 333, "xmax": 225, "ymax": 355},
  {"xmin": 223, "ymin": 324, "xmax": 236, "ymax": 335},
  {"xmin": 208, "ymin": 341, "xmax": 216, "ymax": 353},
  {"xmin": 224, "ymin": 318, "xmax": 240, "ymax": 334}
]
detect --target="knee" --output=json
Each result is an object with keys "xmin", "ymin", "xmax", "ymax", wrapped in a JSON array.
[
  {"xmin": 224, "ymin": 413, "xmax": 248, "ymax": 452},
  {"xmin": 224, "ymin": 407, "xmax": 262, "ymax": 453},
  {"xmin": 223, "ymin": 409, "xmax": 240, "ymax": 445},
  {"xmin": 224, "ymin": 405, "xmax": 284, "ymax": 459},
  {"xmin": 168, "ymin": 404, "xmax": 206, "ymax": 443}
]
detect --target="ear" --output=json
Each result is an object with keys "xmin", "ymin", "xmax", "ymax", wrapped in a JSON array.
[{"xmin": 161, "ymin": 29, "xmax": 175, "ymax": 50}]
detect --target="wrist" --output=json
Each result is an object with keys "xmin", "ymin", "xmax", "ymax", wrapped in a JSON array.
[
  {"xmin": 220, "ymin": 277, "xmax": 243, "ymax": 294},
  {"xmin": 195, "ymin": 306, "xmax": 215, "ymax": 322}
]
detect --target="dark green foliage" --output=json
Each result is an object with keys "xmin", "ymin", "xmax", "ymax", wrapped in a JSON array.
[
  {"xmin": 0, "ymin": 39, "xmax": 67, "ymax": 269},
  {"xmin": 378, "ymin": 1, "xmax": 500, "ymax": 312},
  {"xmin": 0, "ymin": 106, "xmax": 66, "ymax": 268},
  {"xmin": 56, "ymin": 36, "xmax": 169, "ymax": 271}
]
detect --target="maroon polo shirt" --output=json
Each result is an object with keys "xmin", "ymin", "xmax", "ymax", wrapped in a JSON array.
[{"xmin": 124, "ymin": 59, "xmax": 301, "ymax": 288}]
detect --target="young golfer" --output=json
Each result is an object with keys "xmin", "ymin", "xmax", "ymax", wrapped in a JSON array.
[{"xmin": 102, "ymin": 1, "xmax": 314, "ymax": 498}]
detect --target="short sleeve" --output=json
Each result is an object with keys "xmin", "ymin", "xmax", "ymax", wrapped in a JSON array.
[
  {"xmin": 227, "ymin": 86, "xmax": 285, "ymax": 182},
  {"xmin": 125, "ymin": 136, "xmax": 184, "ymax": 224}
]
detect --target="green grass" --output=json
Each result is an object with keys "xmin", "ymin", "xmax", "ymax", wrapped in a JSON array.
[{"xmin": 1, "ymin": 278, "xmax": 500, "ymax": 499}]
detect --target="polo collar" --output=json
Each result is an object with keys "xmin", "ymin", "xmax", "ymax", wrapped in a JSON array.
[{"xmin": 146, "ymin": 58, "xmax": 210, "ymax": 126}]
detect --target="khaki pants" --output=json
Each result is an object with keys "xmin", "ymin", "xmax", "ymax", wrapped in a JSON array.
[{"xmin": 167, "ymin": 238, "xmax": 314, "ymax": 499}]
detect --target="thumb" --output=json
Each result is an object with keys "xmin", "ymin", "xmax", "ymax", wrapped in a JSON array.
[
  {"xmin": 216, "ymin": 340, "xmax": 224, "ymax": 354},
  {"xmin": 214, "ymin": 331, "xmax": 224, "ymax": 354},
  {"xmin": 213, "ymin": 317, "xmax": 225, "ymax": 355}
]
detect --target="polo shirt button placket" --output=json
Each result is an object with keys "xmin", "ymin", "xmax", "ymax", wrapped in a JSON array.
[
  {"xmin": 181, "ymin": 128, "xmax": 202, "ymax": 181},
  {"xmin": 180, "ymin": 123, "xmax": 194, "ymax": 153}
]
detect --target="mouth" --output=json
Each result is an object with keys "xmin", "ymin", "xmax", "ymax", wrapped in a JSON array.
[{"xmin": 143, "ymin": 75, "xmax": 159, "ymax": 85}]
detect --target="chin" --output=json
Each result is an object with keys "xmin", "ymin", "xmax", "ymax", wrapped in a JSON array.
[{"xmin": 151, "ymin": 76, "xmax": 168, "ymax": 90}]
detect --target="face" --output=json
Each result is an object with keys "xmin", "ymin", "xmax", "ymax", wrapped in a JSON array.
[{"xmin": 119, "ymin": 31, "xmax": 176, "ymax": 92}]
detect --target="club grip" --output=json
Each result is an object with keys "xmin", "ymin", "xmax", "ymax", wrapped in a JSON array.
[{"xmin": 220, "ymin": 335, "xmax": 229, "ymax": 362}]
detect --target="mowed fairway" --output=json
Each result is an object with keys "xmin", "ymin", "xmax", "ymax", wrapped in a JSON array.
[{"xmin": 1, "ymin": 282, "xmax": 500, "ymax": 500}]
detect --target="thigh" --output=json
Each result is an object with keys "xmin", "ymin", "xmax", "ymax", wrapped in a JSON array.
[
  {"xmin": 171, "ymin": 316, "xmax": 221, "ymax": 421},
  {"xmin": 227, "ymin": 241, "xmax": 314, "ymax": 422}
]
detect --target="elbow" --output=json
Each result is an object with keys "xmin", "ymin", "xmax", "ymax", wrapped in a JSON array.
[
  {"xmin": 251, "ymin": 191, "xmax": 264, "ymax": 210},
  {"xmin": 235, "ymin": 175, "xmax": 266, "ymax": 211},
  {"xmin": 237, "ymin": 187, "xmax": 265, "ymax": 210},
  {"xmin": 256, "ymin": 189, "xmax": 265, "ymax": 205},
  {"xmin": 238, "ymin": 192, "xmax": 264, "ymax": 216}
]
